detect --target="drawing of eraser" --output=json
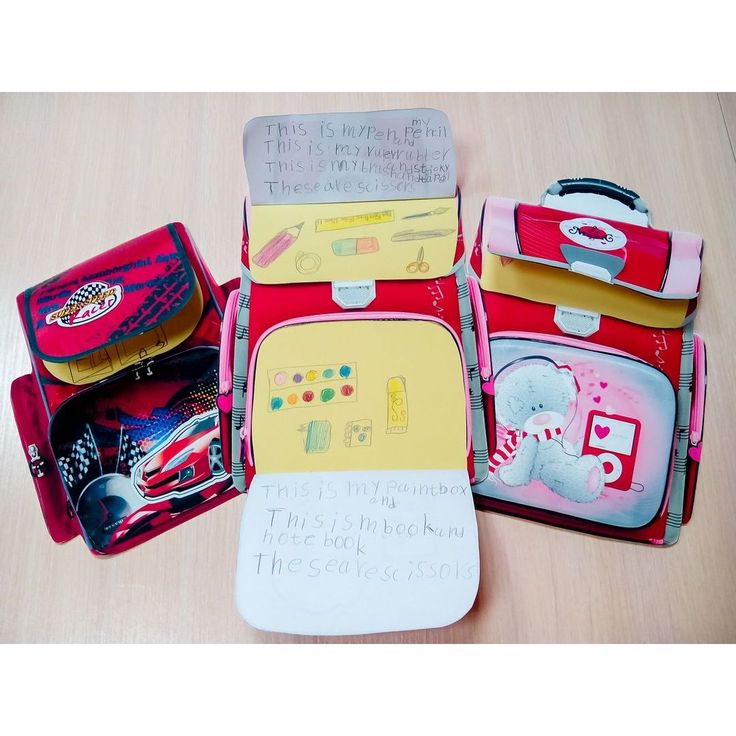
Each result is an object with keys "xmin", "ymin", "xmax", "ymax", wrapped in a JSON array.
[{"xmin": 331, "ymin": 237, "xmax": 379, "ymax": 256}]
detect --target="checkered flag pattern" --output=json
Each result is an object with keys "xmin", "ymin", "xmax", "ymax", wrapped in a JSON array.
[
  {"xmin": 57, "ymin": 424, "xmax": 102, "ymax": 489},
  {"xmin": 117, "ymin": 429, "xmax": 145, "ymax": 476},
  {"xmin": 60, "ymin": 281, "xmax": 107, "ymax": 325}
]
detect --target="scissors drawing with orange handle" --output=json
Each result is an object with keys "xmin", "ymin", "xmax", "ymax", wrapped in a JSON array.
[{"xmin": 406, "ymin": 247, "xmax": 430, "ymax": 274}]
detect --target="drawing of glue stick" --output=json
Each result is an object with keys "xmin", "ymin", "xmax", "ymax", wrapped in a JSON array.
[
  {"xmin": 253, "ymin": 222, "xmax": 304, "ymax": 268},
  {"xmin": 331, "ymin": 237, "xmax": 379, "ymax": 256},
  {"xmin": 386, "ymin": 376, "xmax": 408, "ymax": 434}
]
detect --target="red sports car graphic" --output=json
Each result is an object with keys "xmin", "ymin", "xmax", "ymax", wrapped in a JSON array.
[
  {"xmin": 74, "ymin": 411, "xmax": 230, "ymax": 552},
  {"xmin": 135, "ymin": 411, "xmax": 225, "ymax": 498}
]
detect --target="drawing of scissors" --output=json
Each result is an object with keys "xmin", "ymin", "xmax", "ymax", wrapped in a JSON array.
[{"xmin": 406, "ymin": 247, "xmax": 430, "ymax": 273}]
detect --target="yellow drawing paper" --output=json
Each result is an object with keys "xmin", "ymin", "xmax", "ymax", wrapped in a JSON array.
[
  {"xmin": 43, "ymin": 282, "xmax": 204, "ymax": 385},
  {"xmin": 481, "ymin": 253, "xmax": 690, "ymax": 328},
  {"xmin": 248, "ymin": 197, "xmax": 458, "ymax": 284},
  {"xmin": 251, "ymin": 320, "xmax": 467, "ymax": 473}
]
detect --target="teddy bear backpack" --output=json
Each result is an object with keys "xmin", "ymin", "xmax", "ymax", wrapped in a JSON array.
[{"xmin": 467, "ymin": 178, "xmax": 706, "ymax": 545}]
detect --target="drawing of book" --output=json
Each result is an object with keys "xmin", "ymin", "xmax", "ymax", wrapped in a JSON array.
[{"xmin": 300, "ymin": 420, "xmax": 332, "ymax": 453}]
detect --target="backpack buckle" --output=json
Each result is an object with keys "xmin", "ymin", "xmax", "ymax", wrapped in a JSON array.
[
  {"xmin": 331, "ymin": 280, "xmax": 376, "ymax": 309},
  {"xmin": 554, "ymin": 305, "xmax": 601, "ymax": 337}
]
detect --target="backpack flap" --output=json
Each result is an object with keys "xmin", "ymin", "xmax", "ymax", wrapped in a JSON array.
[
  {"xmin": 479, "ymin": 196, "xmax": 703, "ymax": 331},
  {"xmin": 243, "ymin": 193, "xmax": 461, "ymax": 288},
  {"xmin": 20, "ymin": 223, "xmax": 204, "ymax": 386}
]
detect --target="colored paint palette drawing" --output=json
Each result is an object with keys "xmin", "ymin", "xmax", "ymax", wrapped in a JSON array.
[{"xmin": 267, "ymin": 362, "xmax": 358, "ymax": 411}]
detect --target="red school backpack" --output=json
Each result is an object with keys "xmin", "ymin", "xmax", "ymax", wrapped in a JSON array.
[
  {"xmin": 11, "ymin": 224, "xmax": 238, "ymax": 555},
  {"xmin": 218, "ymin": 192, "xmax": 489, "ymax": 489},
  {"xmin": 218, "ymin": 108, "xmax": 486, "ymax": 635},
  {"xmin": 467, "ymin": 178, "xmax": 706, "ymax": 545}
]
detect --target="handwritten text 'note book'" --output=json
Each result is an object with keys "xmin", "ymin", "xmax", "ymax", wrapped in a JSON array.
[
  {"xmin": 236, "ymin": 470, "xmax": 479, "ymax": 636},
  {"xmin": 234, "ymin": 318, "xmax": 479, "ymax": 635}
]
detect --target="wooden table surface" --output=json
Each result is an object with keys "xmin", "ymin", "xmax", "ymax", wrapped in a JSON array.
[{"xmin": 1, "ymin": 93, "xmax": 734, "ymax": 643}]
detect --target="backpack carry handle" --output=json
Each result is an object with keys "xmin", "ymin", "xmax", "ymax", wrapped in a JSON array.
[{"xmin": 545, "ymin": 178, "xmax": 649, "ymax": 214}]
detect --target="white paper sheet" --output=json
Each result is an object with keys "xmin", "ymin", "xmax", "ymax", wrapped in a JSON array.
[
  {"xmin": 243, "ymin": 109, "xmax": 457, "ymax": 205},
  {"xmin": 236, "ymin": 469, "xmax": 479, "ymax": 635}
]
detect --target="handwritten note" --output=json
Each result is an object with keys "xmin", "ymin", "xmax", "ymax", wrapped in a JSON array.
[
  {"xmin": 243, "ymin": 108, "xmax": 457, "ymax": 205},
  {"xmin": 236, "ymin": 469, "xmax": 480, "ymax": 635}
]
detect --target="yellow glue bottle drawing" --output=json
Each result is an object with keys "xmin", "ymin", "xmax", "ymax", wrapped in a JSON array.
[{"xmin": 386, "ymin": 376, "xmax": 408, "ymax": 434}]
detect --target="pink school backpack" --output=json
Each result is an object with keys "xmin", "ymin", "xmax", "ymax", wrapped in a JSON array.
[{"xmin": 468, "ymin": 178, "xmax": 706, "ymax": 545}]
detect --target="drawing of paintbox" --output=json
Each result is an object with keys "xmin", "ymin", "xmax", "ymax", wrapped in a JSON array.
[{"xmin": 299, "ymin": 420, "xmax": 332, "ymax": 453}]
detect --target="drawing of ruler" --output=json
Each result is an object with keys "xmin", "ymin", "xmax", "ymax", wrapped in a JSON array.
[{"xmin": 315, "ymin": 209, "xmax": 394, "ymax": 232}]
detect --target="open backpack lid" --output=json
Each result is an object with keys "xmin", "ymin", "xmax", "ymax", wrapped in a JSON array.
[
  {"xmin": 234, "ymin": 316, "xmax": 479, "ymax": 636},
  {"xmin": 241, "ymin": 108, "xmax": 463, "ymax": 284},
  {"xmin": 481, "ymin": 194, "xmax": 703, "ymax": 300},
  {"xmin": 20, "ymin": 224, "xmax": 203, "ymax": 383}
]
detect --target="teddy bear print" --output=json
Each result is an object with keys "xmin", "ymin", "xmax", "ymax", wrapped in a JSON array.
[{"xmin": 491, "ymin": 359, "xmax": 604, "ymax": 503}]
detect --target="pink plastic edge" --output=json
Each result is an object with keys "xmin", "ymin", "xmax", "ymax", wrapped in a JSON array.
[
  {"xmin": 481, "ymin": 196, "xmax": 519, "ymax": 258},
  {"xmin": 217, "ymin": 290, "xmax": 239, "ymax": 410},
  {"xmin": 243, "ymin": 312, "xmax": 473, "ymax": 467},
  {"xmin": 467, "ymin": 276, "xmax": 492, "ymax": 379},
  {"xmin": 690, "ymin": 333, "xmax": 706, "ymax": 445},
  {"xmin": 662, "ymin": 231, "xmax": 702, "ymax": 298}
]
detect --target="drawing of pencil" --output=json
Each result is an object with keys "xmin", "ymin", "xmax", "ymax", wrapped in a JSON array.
[
  {"xmin": 391, "ymin": 229, "xmax": 455, "ymax": 242},
  {"xmin": 401, "ymin": 207, "xmax": 451, "ymax": 220},
  {"xmin": 253, "ymin": 223, "xmax": 304, "ymax": 267}
]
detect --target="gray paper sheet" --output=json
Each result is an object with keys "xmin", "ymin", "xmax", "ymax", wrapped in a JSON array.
[{"xmin": 243, "ymin": 108, "xmax": 456, "ymax": 205}]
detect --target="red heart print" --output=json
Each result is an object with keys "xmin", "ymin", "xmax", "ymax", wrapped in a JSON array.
[
  {"xmin": 593, "ymin": 395, "xmax": 601, "ymax": 403},
  {"xmin": 600, "ymin": 381, "xmax": 608, "ymax": 388},
  {"xmin": 594, "ymin": 424, "xmax": 610, "ymax": 439}
]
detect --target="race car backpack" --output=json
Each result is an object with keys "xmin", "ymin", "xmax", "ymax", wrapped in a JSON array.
[
  {"xmin": 11, "ymin": 224, "xmax": 238, "ymax": 555},
  {"xmin": 218, "ymin": 109, "xmax": 484, "ymax": 635},
  {"xmin": 468, "ymin": 178, "xmax": 706, "ymax": 545}
]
